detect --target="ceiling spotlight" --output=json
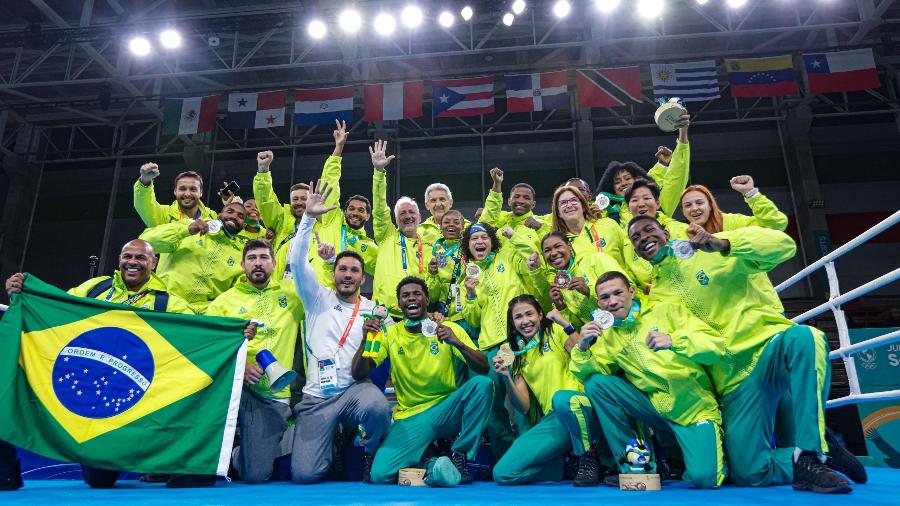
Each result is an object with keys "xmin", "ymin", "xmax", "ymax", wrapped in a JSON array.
[
  {"xmin": 128, "ymin": 36, "xmax": 151, "ymax": 56},
  {"xmin": 461, "ymin": 6, "xmax": 474, "ymax": 21},
  {"xmin": 438, "ymin": 11, "xmax": 455, "ymax": 27},
  {"xmin": 595, "ymin": 0, "xmax": 621, "ymax": 12},
  {"xmin": 512, "ymin": 0, "xmax": 526, "ymax": 15},
  {"xmin": 401, "ymin": 5, "xmax": 424, "ymax": 28},
  {"xmin": 727, "ymin": 0, "xmax": 747, "ymax": 7},
  {"xmin": 159, "ymin": 29, "xmax": 181, "ymax": 49},
  {"xmin": 696, "ymin": 0, "xmax": 709, "ymax": 4},
  {"xmin": 308, "ymin": 19, "xmax": 327, "ymax": 39},
  {"xmin": 553, "ymin": 0, "xmax": 571, "ymax": 18},
  {"xmin": 374, "ymin": 13, "xmax": 396, "ymax": 36},
  {"xmin": 502, "ymin": 12, "xmax": 515, "ymax": 26},
  {"xmin": 637, "ymin": 0, "xmax": 664, "ymax": 19},
  {"xmin": 338, "ymin": 9, "xmax": 362, "ymax": 33}
]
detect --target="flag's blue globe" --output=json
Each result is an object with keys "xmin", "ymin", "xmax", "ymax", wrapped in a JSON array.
[{"xmin": 51, "ymin": 327, "xmax": 155, "ymax": 419}]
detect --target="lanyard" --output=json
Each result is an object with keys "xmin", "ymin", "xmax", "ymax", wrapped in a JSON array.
[
  {"xmin": 337, "ymin": 298, "xmax": 362, "ymax": 348},
  {"xmin": 612, "ymin": 299, "xmax": 642, "ymax": 328},
  {"xmin": 107, "ymin": 287, "xmax": 149, "ymax": 306},
  {"xmin": 584, "ymin": 224, "xmax": 604, "ymax": 253},
  {"xmin": 432, "ymin": 239, "xmax": 460, "ymax": 259},
  {"xmin": 179, "ymin": 209, "xmax": 201, "ymax": 220},
  {"xmin": 400, "ymin": 234, "xmax": 424, "ymax": 273},
  {"xmin": 514, "ymin": 330, "xmax": 542, "ymax": 356},
  {"xmin": 280, "ymin": 224, "xmax": 299, "ymax": 250}
]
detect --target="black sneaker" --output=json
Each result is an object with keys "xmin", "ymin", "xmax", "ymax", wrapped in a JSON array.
[
  {"xmin": 603, "ymin": 473, "xmax": 619, "ymax": 488},
  {"xmin": 792, "ymin": 451, "xmax": 852, "ymax": 494},
  {"xmin": 166, "ymin": 474, "xmax": 216, "ymax": 488},
  {"xmin": 573, "ymin": 453, "xmax": 600, "ymax": 487},
  {"xmin": 824, "ymin": 428, "xmax": 867, "ymax": 484},
  {"xmin": 0, "ymin": 459, "xmax": 22, "ymax": 491},
  {"xmin": 362, "ymin": 452, "xmax": 374, "ymax": 484},
  {"xmin": 449, "ymin": 450, "xmax": 473, "ymax": 485}
]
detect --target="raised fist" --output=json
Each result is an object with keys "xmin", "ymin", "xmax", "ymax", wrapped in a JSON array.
[
  {"xmin": 257, "ymin": 151, "xmax": 274, "ymax": 172},
  {"xmin": 139, "ymin": 162, "xmax": 160, "ymax": 185},
  {"xmin": 730, "ymin": 175, "xmax": 755, "ymax": 196}
]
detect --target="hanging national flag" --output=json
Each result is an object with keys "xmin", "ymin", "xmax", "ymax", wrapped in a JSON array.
[
  {"xmin": 432, "ymin": 76, "xmax": 495, "ymax": 118},
  {"xmin": 161, "ymin": 95, "xmax": 219, "ymax": 135},
  {"xmin": 294, "ymin": 86, "xmax": 355, "ymax": 125},
  {"xmin": 504, "ymin": 71, "xmax": 568, "ymax": 112},
  {"xmin": 0, "ymin": 275, "xmax": 247, "ymax": 476},
  {"xmin": 225, "ymin": 90, "xmax": 287, "ymax": 129},
  {"xmin": 363, "ymin": 81, "xmax": 424, "ymax": 121},
  {"xmin": 726, "ymin": 55, "xmax": 799, "ymax": 98},
  {"xmin": 576, "ymin": 67, "xmax": 643, "ymax": 108},
  {"xmin": 651, "ymin": 61, "xmax": 720, "ymax": 102},
  {"xmin": 803, "ymin": 48, "xmax": 880, "ymax": 94}
]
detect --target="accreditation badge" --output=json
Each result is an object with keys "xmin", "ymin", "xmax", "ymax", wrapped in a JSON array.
[
  {"xmin": 591, "ymin": 308, "xmax": 615, "ymax": 330},
  {"xmin": 318, "ymin": 357, "xmax": 338, "ymax": 394},
  {"xmin": 654, "ymin": 98, "xmax": 686, "ymax": 133},
  {"xmin": 671, "ymin": 239, "xmax": 695, "ymax": 260},
  {"xmin": 206, "ymin": 219, "xmax": 222, "ymax": 234}
]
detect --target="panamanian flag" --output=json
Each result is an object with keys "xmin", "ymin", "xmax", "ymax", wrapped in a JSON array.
[
  {"xmin": 504, "ymin": 71, "xmax": 568, "ymax": 112},
  {"xmin": 294, "ymin": 86, "xmax": 355, "ymax": 125},
  {"xmin": 224, "ymin": 90, "xmax": 286, "ymax": 129}
]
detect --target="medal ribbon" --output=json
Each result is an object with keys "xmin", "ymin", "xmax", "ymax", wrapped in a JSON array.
[
  {"xmin": 649, "ymin": 241, "xmax": 685, "ymax": 266},
  {"xmin": 585, "ymin": 224, "xmax": 604, "ymax": 253},
  {"xmin": 612, "ymin": 299, "xmax": 642, "ymax": 328},
  {"xmin": 514, "ymin": 329, "xmax": 543, "ymax": 356},
  {"xmin": 337, "ymin": 298, "xmax": 362, "ymax": 348}
]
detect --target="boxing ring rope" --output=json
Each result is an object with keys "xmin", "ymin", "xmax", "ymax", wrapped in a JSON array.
[{"xmin": 775, "ymin": 210, "xmax": 900, "ymax": 409}]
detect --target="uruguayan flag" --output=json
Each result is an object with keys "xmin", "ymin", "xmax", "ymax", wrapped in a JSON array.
[{"xmin": 651, "ymin": 61, "xmax": 720, "ymax": 102}]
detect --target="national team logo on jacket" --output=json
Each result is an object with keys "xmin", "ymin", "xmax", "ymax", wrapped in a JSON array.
[
  {"xmin": 497, "ymin": 263, "xmax": 505, "ymax": 273},
  {"xmin": 695, "ymin": 269, "xmax": 710, "ymax": 286},
  {"xmin": 278, "ymin": 296, "xmax": 288, "ymax": 308},
  {"xmin": 600, "ymin": 238, "xmax": 607, "ymax": 248},
  {"xmin": 239, "ymin": 307, "xmax": 248, "ymax": 314},
  {"xmin": 361, "ymin": 244, "xmax": 368, "ymax": 252},
  {"xmin": 227, "ymin": 257, "xmax": 235, "ymax": 267},
  {"xmin": 429, "ymin": 341, "xmax": 439, "ymax": 355},
  {"xmin": 542, "ymin": 341, "xmax": 551, "ymax": 353}
]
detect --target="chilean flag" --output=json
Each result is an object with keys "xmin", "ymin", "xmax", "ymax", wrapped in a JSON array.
[
  {"xmin": 504, "ymin": 71, "xmax": 568, "ymax": 112},
  {"xmin": 293, "ymin": 86, "xmax": 354, "ymax": 125},
  {"xmin": 364, "ymin": 81, "xmax": 424, "ymax": 121},
  {"xmin": 803, "ymin": 49, "xmax": 880, "ymax": 94},
  {"xmin": 432, "ymin": 77, "xmax": 495, "ymax": 118}
]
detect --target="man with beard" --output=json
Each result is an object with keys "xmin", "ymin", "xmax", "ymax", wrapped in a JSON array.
[
  {"xmin": 352, "ymin": 277, "xmax": 491, "ymax": 485},
  {"xmin": 139, "ymin": 202, "xmax": 247, "ymax": 312},
  {"xmin": 285, "ymin": 181, "xmax": 390, "ymax": 483},
  {"xmin": 133, "ymin": 164, "xmax": 218, "ymax": 226},
  {"xmin": 206, "ymin": 239, "xmax": 302, "ymax": 484},
  {"xmin": 419, "ymin": 183, "xmax": 469, "ymax": 246},
  {"xmin": 627, "ymin": 216, "xmax": 866, "ymax": 494},
  {"xmin": 479, "ymin": 168, "xmax": 548, "ymax": 249},
  {"xmin": 3, "ymin": 239, "xmax": 247, "ymax": 490},
  {"xmin": 370, "ymin": 140, "xmax": 432, "ymax": 317}
]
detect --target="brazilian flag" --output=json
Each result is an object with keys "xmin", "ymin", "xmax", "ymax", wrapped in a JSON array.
[{"xmin": 0, "ymin": 275, "xmax": 248, "ymax": 476}]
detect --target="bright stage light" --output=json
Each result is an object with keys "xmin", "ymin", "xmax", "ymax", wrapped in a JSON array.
[
  {"xmin": 502, "ymin": 12, "xmax": 515, "ymax": 26},
  {"xmin": 159, "ymin": 29, "xmax": 181, "ymax": 49},
  {"xmin": 308, "ymin": 20, "xmax": 327, "ymax": 39},
  {"xmin": 338, "ymin": 9, "xmax": 362, "ymax": 33},
  {"xmin": 595, "ymin": 0, "xmax": 621, "ymax": 12},
  {"xmin": 401, "ymin": 5, "xmax": 424, "ymax": 28},
  {"xmin": 727, "ymin": 0, "xmax": 748, "ymax": 8},
  {"xmin": 553, "ymin": 0, "xmax": 571, "ymax": 18},
  {"xmin": 637, "ymin": 0, "xmax": 664, "ymax": 19},
  {"xmin": 696, "ymin": 0, "xmax": 709, "ymax": 4},
  {"xmin": 439, "ymin": 11, "xmax": 455, "ymax": 27},
  {"xmin": 374, "ymin": 13, "xmax": 396, "ymax": 36},
  {"xmin": 512, "ymin": 0, "xmax": 526, "ymax": 15},
  {"xmin": 461, "ymin": 6, "xmax": 474, "ymax": 21},
  {"xmin": 129, "ymin": 36, "xmax": 151, "ymax": 56}
]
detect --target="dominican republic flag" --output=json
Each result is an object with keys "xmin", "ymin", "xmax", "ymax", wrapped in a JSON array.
[
  {"xmin": 803, "ymin": 49, "xmax": 880, "ymax": 94},
  {"xmin": 651, "ymin": 61, "xmax": 720, "ymax": 102},
  {"xmin": 577, "ymin": 67, "xmax": 643, "ymax": 108},
  {"xmin": 162, "ymin": 96, "xmax": 219, "ymax": 135},
  {"xmin": 294, "ymin": 87, "xmax": 354, "ymax": 125},
  {"xmin": 224, "ymin": 90, "xmax": 286, "ymax": 129},
  {"xmin": 504, "ymin": 71, "xmax": 568, "ymax": 112},
  {"xmin": 363, "ymin": 81, "xmax": 424, "ymax": 121},
  {"xmin": 725, "ymin": 55, "xmax": 799, "ymax": 98},
  {"xmin": 432, "ymin": 77, "xmax": 495, "ymax": 118}
]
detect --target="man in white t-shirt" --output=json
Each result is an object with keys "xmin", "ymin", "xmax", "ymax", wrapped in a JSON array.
[{"xmin": 288, "ymin": 180, "xmax": 391, "ymax": 484}]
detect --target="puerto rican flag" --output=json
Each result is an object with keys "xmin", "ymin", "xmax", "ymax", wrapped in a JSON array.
[
  {"xmin": 294, "ymin": 86, "xmax": 355, "ymax": 125},
  {"xmin": 803, "ymin": 49, "xmax": 880, "ymax": 94},
  {"xmin": 504, "ymin": 71, "xmax": 568, "ymax": 113},
  {"xmin": 432, "ymin": 77, "xmax": 495, "ymax": 118},
  {"xmin": 224, "ymin": 90, "xmax": 286, "ymax": 129},
  {"xmin": 364, "ymin": 81, "xmax": 424, "ymax": 121}
]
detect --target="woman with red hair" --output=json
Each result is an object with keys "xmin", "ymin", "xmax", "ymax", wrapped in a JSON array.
[{"xmin": 679, "ymin": 175, "xmax": 788, "ymax": 234}]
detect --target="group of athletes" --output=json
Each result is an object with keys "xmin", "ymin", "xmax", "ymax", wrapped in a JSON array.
[{"xmin": 0, "ymin": 114, "xmax": 869, "ymax": 494}]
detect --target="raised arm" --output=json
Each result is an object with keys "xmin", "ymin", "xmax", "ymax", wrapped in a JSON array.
[
  {"xmin": 289, "ymin": 181, "xmax": 338, "ymax": 307},
  {"xmin": 728, "ymin": 175, "xmax": 789, "ymax": 231},
  {"xmin": 133, "ymin": 162, "xmax": 169, "ymax": 227},
  {"xmin": 370, "ymin": 140, "xmax": 396, "ymax": 244},
  {"xmin": 320, "ymin": 120, "xmax": 348, "ymax": 213},
  {"xmin": 714, "ymin": 226, "xmax": 797, "ymax": 274},
  {"xmin": 480, "ymin": 167, "xmax": 507, "ymax": 228},
  {"xmin": 252, "ymin": 150, "xmax": 286, "ymax": 233}
]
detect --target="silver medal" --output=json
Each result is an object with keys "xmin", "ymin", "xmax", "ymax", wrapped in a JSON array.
[
  {"xmin": 206, "ymin": 220, "xmax": 222, "ymax": 234},
  {"xmin": 466, "ymin": 263, "xmax": 481, "ymax": 278},
  {"xmin": 672, "ymin": 239, "xmax": 695, "ymax": 260},
  {"xmin": 591, "ymin": 309, "xmax": 615, "ymax": 330},
  {"xmin": 595, "ymin": 194, "xmax": 610, "ymax": 211},
  {"xmin": 421, "ymin": 319, "xmax": 438, "ymax": 338}
]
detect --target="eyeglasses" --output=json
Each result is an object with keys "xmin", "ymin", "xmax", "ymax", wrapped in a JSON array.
[{"xmin": 557, "ymin": 198, "xmax": 579, "ymax": 208}]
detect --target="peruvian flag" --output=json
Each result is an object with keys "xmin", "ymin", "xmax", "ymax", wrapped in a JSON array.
[
  {"xmin": 803, "ymin": 49, "xmax": 880, "ymax": 94},
  {"xmin": 364, "ymin": 81, "xmax": 424, "ymax": 121}
]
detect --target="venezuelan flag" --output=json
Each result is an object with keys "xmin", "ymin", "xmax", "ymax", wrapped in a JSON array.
[
  {"xmin": 725, "ymin": 55, "xmax": 799, "ymax": 98},
  {"xmin": 0, "ymin": 275, "xmax": 247, "ymax": 476}
]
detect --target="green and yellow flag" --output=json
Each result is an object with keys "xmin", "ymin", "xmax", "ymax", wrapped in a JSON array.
[{"xmin": 0, "ymin": 275, "xmax": 248, "ymax": 476}]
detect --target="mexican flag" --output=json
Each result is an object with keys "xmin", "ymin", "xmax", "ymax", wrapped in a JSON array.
[
  {"xmin": 0, "ymin": 275, "xmax": 247, "ymax": 476},
  {"xmin": 162, "ymin": 95, "xmax": 220, "ymax": 135}
]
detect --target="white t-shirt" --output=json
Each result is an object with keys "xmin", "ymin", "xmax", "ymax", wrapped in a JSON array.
[{"xmin": 291, "ymin": 215, "xmax": 376, "ymax": 399}]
